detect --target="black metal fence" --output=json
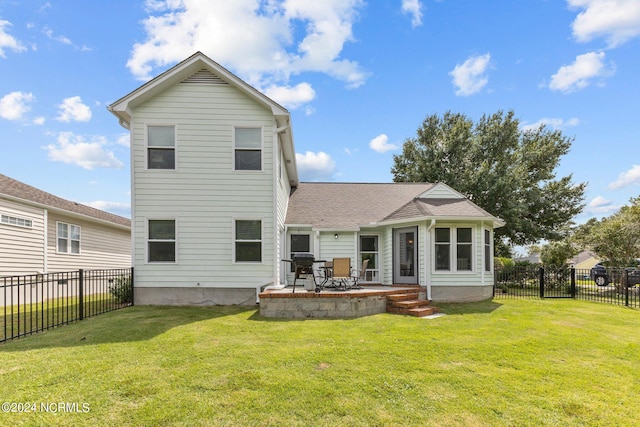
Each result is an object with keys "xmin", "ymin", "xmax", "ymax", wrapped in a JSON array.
[
  {"xmin": 494, "ymin": 266, "xmax": 640, "ymax": 308},
  {"xmin": 1, "ymin": 268, "xmax": 133, "ymax": 343}
]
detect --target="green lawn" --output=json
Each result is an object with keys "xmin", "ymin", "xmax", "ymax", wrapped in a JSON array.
[{"xmin": 1, "ymin": 299, "xmax": 639, "ymax": 426}]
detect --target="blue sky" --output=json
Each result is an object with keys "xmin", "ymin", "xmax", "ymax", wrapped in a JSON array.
[{"xmin": 1, "ymin": 0, "xmax": 639, "ymax": 229}]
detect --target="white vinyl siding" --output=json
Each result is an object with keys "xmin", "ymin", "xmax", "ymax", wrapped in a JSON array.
[
  {"xmin": 131, "ymin": 81, "xmax": 276, "ymax": 288},
  {"xmin": 0, "ymin": 200, "xmax": 45, "ymax": 276}
]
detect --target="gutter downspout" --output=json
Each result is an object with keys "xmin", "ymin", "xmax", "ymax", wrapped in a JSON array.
[{"xmin": 426, "ymin": 219, "xmax": 436, "ymax": 301}]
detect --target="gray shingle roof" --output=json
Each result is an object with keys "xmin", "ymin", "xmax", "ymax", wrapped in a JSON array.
[
  {"xmin": 0, "ymin": 174, "xmax": 131, "ymax": 228},
  {"xmin": 285, "ymin": 182, "xmax": 498, "ymax": 229}
]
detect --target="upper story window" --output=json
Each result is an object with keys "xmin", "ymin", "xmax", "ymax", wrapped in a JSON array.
[
  {"xmin": 148, "ymin": 219, "xmax": 176, "ymax": 262},
  {"xmin": 57, "ymin": 222, "xmax": 80, "ymax": 254},
  {"xmin": 1, "ymin": 213, "xmax": 32, "ymax": 228},
  {"xmin": 147, "ymin": 125, "xmax": 175, "ymax": 169},
  {"xmin": 234, "ymin": 127, "xmax": 262, "ymax": 171}
]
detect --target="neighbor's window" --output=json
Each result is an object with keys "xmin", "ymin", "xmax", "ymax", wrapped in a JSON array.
[
  {"xmin": 234, "ymin": 127, "xmax": 262, "ymax": 171},
  {"xmin": 1, "ymin": 214, "xmax": 32, "ymax": 228},
  {"xmin": 456, "ymin": 228, "xmax": 472, "ymax": 271},
  {"xmin": 235, "ymin": 220, "xmax": 262, "ymax": 262},
  {"xmin": 148, "ymin": 220, "xmax": 176, "ymax": 262},
  {"xmin": 147, "ymin": 125, "xmax": 175, "ymax": 169},
  {"xmin": 57, "ymin": 222, "xmax": 80, "ymax": 254},
  {"xmin": 435, "ymin": 228, "xmax": 450, "ymax": 271},
  {"xmin": 484, "ymin": 229, "xmax": 492, "ymax": 272}
]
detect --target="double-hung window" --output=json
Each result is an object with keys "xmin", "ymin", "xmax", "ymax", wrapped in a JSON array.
[
  {"xmin": 484, "ymin": 229, "xmax": 492, "ymax": 272},
  {"xmin": 147, "ymin": 125, "xmax": 175, "ymax": 169},
  {"xmin": 234, "ymin": 127, "xmax": 262, "ymax": 171},
  {"xmin": 435, "ymin": 228, "xmax": 451, "ymax": 271},
  {"xmin": 456, "ymin": 228, "xmax": 472, "ymax": 271},
  {"xmin": 57, "ymin": 222, "xmax": 80, "ymax": 254},
  {"xmin": 235, "ymin": 220, "xmax": 262, "ymax": 262},
  {"xmin": 434, "ymin": 227, "xmax": 473, "ymax": 272},
  {"xmin": 148, "ymin": 220, "xmax": 176, "ymax": 262}
]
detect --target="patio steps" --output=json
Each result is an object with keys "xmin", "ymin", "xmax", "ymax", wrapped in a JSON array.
[{"xmin": 386, "ymin": 291, "xmax": 439, "ymax": 317}]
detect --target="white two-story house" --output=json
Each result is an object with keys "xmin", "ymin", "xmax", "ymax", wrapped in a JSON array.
[{"xmin": 109, "ymin": 52, "xmax": 503, "ymax": 306}]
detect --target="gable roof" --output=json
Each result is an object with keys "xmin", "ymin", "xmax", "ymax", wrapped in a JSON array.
[
  {"xmin": 0, "ymin": 174, "xmax": 130, "ymax": 229},
  {"xmin": 285, "ymin": 182, "xmax": 503, "ymax": 230},
  {"xmin": 107, "ymin": 51, "xmax": 298, "ymax": 186}
]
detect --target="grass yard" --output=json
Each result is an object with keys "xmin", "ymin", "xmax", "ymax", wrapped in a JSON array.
[{"xmin": 1, "ymin": 299, "xmax": 639, "ymax": 426}]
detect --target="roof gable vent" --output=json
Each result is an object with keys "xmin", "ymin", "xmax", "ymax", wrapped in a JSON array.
[{"xmin": 181, "ymin": 69, "xmax": 227, "ymax": 85}]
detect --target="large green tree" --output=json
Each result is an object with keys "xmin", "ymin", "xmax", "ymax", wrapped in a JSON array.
[
  {"xmin": 573, "ymin": 196, "xmax": 640, "ymax": 267},
  {"xmin": 392, "ymin": 110, "xmax": 586, "ymax": 250}
]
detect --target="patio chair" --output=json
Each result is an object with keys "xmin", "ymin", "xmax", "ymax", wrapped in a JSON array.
[
  {"xmin": 332, "ymin": 258, "xmax": 352, "ymax": 290},
  {"xmin": 351, "ymin": 258, "xmax": 370, "ymax": 289}
]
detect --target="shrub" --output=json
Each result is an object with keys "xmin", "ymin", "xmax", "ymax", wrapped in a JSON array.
[{"xmin": 109, "ymin": 276, "xmax": 133, "ymax": 304}]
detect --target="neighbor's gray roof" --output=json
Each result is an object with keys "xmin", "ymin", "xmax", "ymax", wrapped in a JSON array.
[
  {"xmin": 285, "ymin": 182, "xmax": 499, "ymax": 229},
  {"xmin": 0, "ymin": 174, "xmax": 131, "ymax": 228}
]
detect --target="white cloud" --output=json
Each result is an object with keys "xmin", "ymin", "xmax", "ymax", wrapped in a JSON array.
[
  {"xmin": 608, "ymin": 164, "xmax": 640, "ymax": 190},
  {"xmin": 520, "ymin": 117, "xmax": 580, "ymax": 132},
  {"xmin": 0, "ymin": 91, "xmax": 34, "ymax": 120},
  {"xmin": 0, "ymin": 20, "xmax": 26, "ymax": 57},
  {"xmin": 549, "ymin": 51, "xmax": 614, "ymax": 93},
  {"xmin": 84, "ymin": 200, "xmax": 131, "ymax": 216},
  {"xmin": 584, "ymin": 195, "xmax": 620, "ymax": 216},
  {"xmin": 264, "ymin": 82, "xmax": 316, "ymax": 110},
  {"xmin": 33, "ymin": 116, "xmax": 45, "ymax": 125},
  {"xmin": 127, "ymin": 0, "xmax": 367, "ymax": 100},
  {"xmin": 401, "ymin": 0, "xmax": 424, "ymax": 28},
  {"xmin": 295, "ymin": 151, "xmax": 336, "ymax": 181},
  {"xmin": 44, "ymin": 132, "xmax": 124, "ymax": 170},
  {"xmin": 569, "ymin": 0, "xmax": 640, "ymax": 48},
  {"xmin": 449, "ymin": 53, "xmax": 491, "ymax": 96},
  {"xmin": 56, "ymin": 96, "xmax": 92, "ymax": 122},
  {"xmin": 116, "ymin": 133, "xmax": 130, "ymax": 147},
  {"xmin": 43, "ymin": 27, "xmax": 72, "ymax": 45},
  {"xmin": 369, "ymin": 134, "xmax": 398, "ymax": 153}
]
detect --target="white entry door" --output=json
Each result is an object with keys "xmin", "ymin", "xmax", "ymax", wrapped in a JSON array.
[{"xmin": 393, "ymin": 227, "xmax": 418, "ymax": 284}]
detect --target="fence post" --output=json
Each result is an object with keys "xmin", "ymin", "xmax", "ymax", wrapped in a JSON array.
[
  {"xmin": 78, "ymin": 269, "xmax": 84, "ymax": 321},
  {"xmin": 570, "ymin": 268, "xmax": 576, "ymax": 298},
  {"xmin": 130, "ymin": 267, "xmax": 134, "ymax": 306},
  {"xmin": 625, "ymin": 269, "xmax": 629, "ymax": 307},
  {"xmin": 539, "ymin": 267, "xmax": 545, "ymax": 298}
]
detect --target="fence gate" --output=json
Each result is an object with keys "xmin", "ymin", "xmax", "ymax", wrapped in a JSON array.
[{"xmin": 540, "ymin": 268, "xmax": 575, "ymax": 299}]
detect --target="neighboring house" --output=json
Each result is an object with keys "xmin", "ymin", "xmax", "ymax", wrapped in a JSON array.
[
  {"xmin": 569, "ymin": 250, "xmax": 600, "ymax": 270},
  {"xmin": 108, "ymin": 51, "xmax": 504, "ymax": 305},
  {"xmin": 0, "ymin": 174, "xmax": 131, "ymax": 277}
]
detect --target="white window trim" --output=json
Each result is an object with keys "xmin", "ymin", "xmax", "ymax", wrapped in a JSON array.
[
  {"xmin": 232, "ymin": 125, "xmax": 264, "ymax": 172},
  {"xmin": 145, "ymin": 124, "xmax": 178, "ymax": 171},
  {"xmin": 146, "ymin": 218, "xmax": 177, "ymax": 264},
  {"xmin": 432, "ymin": 225, "xmax": 476, "ymax": 274},
  {"xmin": 233, "ymin": 217, "xmax": 264, "ymax": 264},
  {"xmin": 1, "ymin": 213, "xmax": 33, "ymax": 228},
  {"xmin": 56, "ymin": 221, "xmax": 81, "ymax": 255}
]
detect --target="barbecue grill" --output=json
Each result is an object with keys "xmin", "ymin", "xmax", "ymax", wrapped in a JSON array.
[{"xmin": 290, "ymin": 252, "xmax": 317, "ymax": 293}]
